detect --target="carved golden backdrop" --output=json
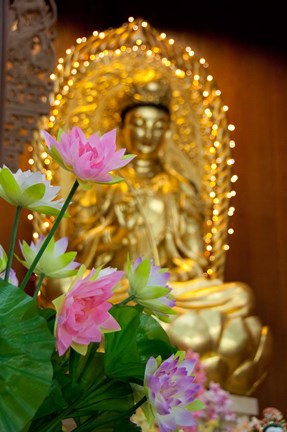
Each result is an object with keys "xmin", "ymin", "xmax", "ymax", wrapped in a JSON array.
[{"xmin": 33, "ymin": 17, "xmax": 235, "ymax": 281}]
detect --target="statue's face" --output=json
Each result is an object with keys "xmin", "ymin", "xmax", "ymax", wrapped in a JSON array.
[{"xmin": 121, "ymin": 105, "xmax": 170, "ymax": 159}]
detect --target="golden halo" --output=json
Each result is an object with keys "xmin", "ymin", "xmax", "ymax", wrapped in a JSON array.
[{"xmin": 33, "ymin": 17, "xmax": 234, "ymax": 279}]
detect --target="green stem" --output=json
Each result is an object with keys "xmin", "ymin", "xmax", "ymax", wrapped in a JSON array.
[
  {"xmin": 20, "ymin": 179, "xmax": 79, "ymax": 291},
  {"xmin": 5, "ymin": 206, "xmax": 22, "ymax": 282},
  {"xmin": 33, "ymin": 272, "xmax": 45, "ymax": 298},
  {"xmin": 117, "ymin": 294, "xmax": 136, "ymax": 306}
]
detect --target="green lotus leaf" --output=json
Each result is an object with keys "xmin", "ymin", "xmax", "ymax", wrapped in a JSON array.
[{"xmin": 0, "ymin": 279, "xmax": 55, "ymax": 432}]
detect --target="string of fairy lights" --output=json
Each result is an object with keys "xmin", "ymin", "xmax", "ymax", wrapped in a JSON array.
[{"xmin": 26, "ymin": 17, "xmax": 238, "ymax": 280}]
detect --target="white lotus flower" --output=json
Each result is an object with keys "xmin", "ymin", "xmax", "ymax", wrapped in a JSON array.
[
  {"xmin": 0, "ymin": 166, "xmax": 64, "ymax": 216},
  {"xmin": 17, "ymin": 235, "xmax": 79, "ymax": 278}
]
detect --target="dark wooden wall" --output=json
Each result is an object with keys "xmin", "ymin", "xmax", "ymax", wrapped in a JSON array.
[
  {"xmin": 1, "ymin": 19, "xmax": 286, "ymax": 416},
  {"xmin": 183, "ymin": 34, "xmax": 287, "ymax": 414}
]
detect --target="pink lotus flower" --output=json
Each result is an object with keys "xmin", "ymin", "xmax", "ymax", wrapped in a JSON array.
[
  {"xmin": 41, "ymin": 127, "xmax": 135, "ymax": 189},
  {"xmin": 143, "ymin": 351, "xmax": 204, "ymax": 432},
  {"xmin": 53, "ymin": 265, "xmax": 124, "ymax": 356}
]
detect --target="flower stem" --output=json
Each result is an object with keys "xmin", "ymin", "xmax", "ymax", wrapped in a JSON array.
[
  {"xmin": 5, "ymin": 206, "xmax": 21, "ymax": 282},
  {"xmin": 20, "ymin": 179, "xmax": 79, "ymax": 291},
  {"xmin": 33, "ymin": 272, "xmax": 45, "ymax": 299},
  {"xmin": 118, "ymin": 294, "xmax": 136, "ymax": 306}
]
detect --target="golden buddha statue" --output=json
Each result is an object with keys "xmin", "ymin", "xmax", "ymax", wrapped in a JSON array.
[{"xmin": 32, "ymin": 18, "xmax": 272, "ymax": 396}]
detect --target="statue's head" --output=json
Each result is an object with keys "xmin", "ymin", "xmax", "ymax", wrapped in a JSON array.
[{"xmin": 120, "ymin": 75, "xmax": 171, "ymax": 159}]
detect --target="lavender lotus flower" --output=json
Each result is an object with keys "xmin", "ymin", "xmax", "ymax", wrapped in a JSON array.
[
  {"xmin": 0, "ymin": 268, "xmax": 18, "ymax": 286},
  {"xmin": 0, "ymin": 245, "xmax": 18, "ymax": 286},
  {"xmin": 127, "ymin": 256, "xmax": 176, "ymax": 322},
  {"xmin": 143, "ymin": 351, "xmax": 204, "ymax": 431},
  {"xmin": 0, "ymin": 245, "xmax": 7, "ymax": 273}
]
